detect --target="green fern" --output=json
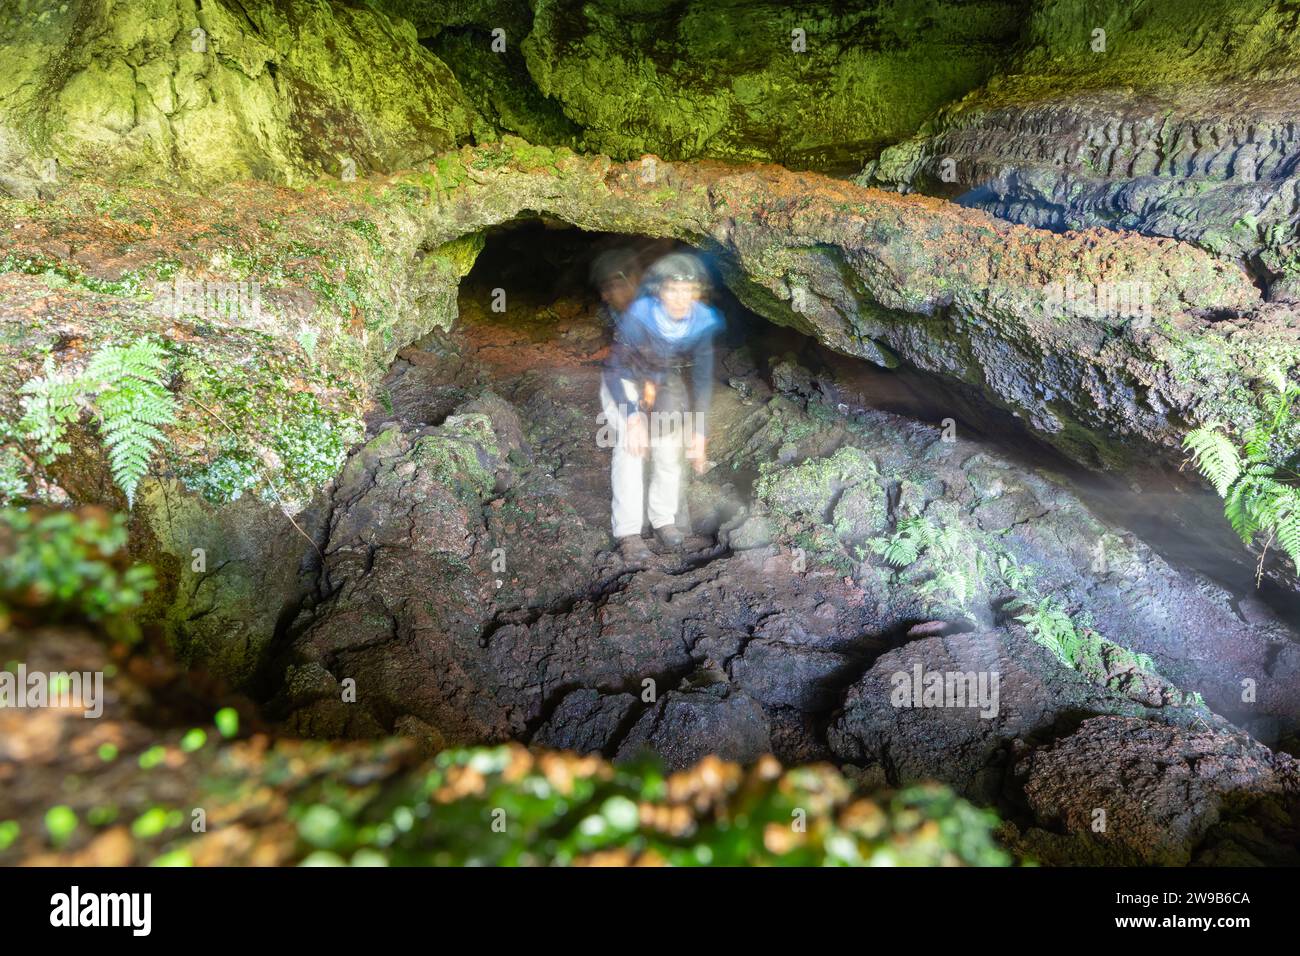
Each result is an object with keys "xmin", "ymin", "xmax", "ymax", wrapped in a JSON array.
[
  {"xmin": 870, "ymin": 516, "xmax": 938, "ymax": 567},
  {"xmin": 1262, "ymin": 367, "xmax": 1300, "ymax": 427},
  {"xmin": 872, "ymin": 517, "xmax": 985, "ymax": 611},
  {"xmin": 1182, "ymin": 425, "xmax": 1241, "ymax": 496},
  {"xmin": 1007, "ymin": 595, "xmax": 1083, "ymax": 668},
  {"xmin": 9, "ymin": 338, "xmax": 176, "ymax": 508},
  {"xmin": 1184, "ymin": 368, "xmax": 1300, "ymax": 578},
  {"xmin": 83, "ymin": 339, "xmax": 176, "ymax": 507},
  {"xmin": 995, "ymin": 552, "xmax": 1179, "ymax": 694},
  {"xmin": 1276, "ymin": 501, "xmax": 1300, "ymax": 571},
  {"xmin": 920, "ymin": 560, "xmax": 982, "ymax": 610},
  {"xmin": 17, "ymin": 359, "xmax": 82, "ymax": 462},
  {"xmin": 995, "ymin": 553, "xmax": 1036, "ymax": 592}
]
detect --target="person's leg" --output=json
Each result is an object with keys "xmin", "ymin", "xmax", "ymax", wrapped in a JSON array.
[
  {"xmin": 647, "ymin": 414, "xmax": 684, "ymax": 532},
  {"xmin": 600, "ymin": 379, "xmax": 645, "ymax": 538},
  {"xmin": 648, "ymin": 374, "xmax": 689, "ymax": 533},
  {"xmin": 611, "ymin": 444, "xmax": 646, "ymax": 537}
]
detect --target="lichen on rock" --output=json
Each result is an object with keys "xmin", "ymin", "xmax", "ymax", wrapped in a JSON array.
[{"xmin": 519, "ymin": 0, "xmax": 1025, "ymax": 171}]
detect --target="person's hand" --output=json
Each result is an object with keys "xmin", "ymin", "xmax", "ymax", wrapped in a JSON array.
[
  {"xmin": 626, "ymin": 412, "xmax": 650, "ymax": 458},
  {"xmin": 687, "ymin": 433, "xmax": 708, "ymax": 474}
]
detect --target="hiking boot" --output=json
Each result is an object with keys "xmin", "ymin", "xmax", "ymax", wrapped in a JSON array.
[
  {"xmin": 653, "ymin": 524, "xmax": 685, "ymax": 550},
  {"xmin": 617, "ymin": 534, "xmax": 652, "ymax": 561}
]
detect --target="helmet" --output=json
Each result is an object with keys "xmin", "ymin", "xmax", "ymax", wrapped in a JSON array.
[
  {"xmin": 589, "ymin": 248, "xmax": 638, "ymax": 287},
  {"xmin": 643, "ymin": 252, "xmax": 709, "ymax": 291}
]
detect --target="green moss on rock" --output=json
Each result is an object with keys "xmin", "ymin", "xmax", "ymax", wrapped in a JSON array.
[
  {"xmin": 0, "ymin": 0, "xmax": 478, "ymax": 188},
  {"xmin": 412, "ymin": 413, "xmax": 500, "ymax": 500},
  {"xmin": 522, "ymin": 0, "xmax": 1024, "ymax": 171},
  {"xmin": 756, "ymin": 445, "xmax": 884, "ymax": 527}
]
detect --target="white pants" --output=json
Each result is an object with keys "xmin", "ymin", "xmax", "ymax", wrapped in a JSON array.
[{"xmin": 600, "ymin": 378, "xmax": 684, "ymax": 538}]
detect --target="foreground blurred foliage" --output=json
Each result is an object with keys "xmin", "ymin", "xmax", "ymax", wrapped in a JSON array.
[
  {"xmin": 169, "ymin": 739, "xmax": 1011, "ymax": 866},
  {"xmin": 2, "ymin": 689, "xmax": 1011, "ymax": 866},
  {"xmin": 273, "ymin": 745, "xmax": 1010, "ymax": 867},
  {"xmin": 0, "ymin": 506, "xmax": 155, "ymax": 640}
]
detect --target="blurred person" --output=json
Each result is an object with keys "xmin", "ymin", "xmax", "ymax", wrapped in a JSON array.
[
  {"xmin": 599, "ymin": 252, "xmax": 722, "ymax": 560},
  {"xmin": 588, "ymin": 247, "xmax": 641, "ymax": 327}
]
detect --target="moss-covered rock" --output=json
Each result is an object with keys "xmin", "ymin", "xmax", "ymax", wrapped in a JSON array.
[
  {"xmin": 755, "ymin": 444, "xmax": 884, "ymax": 529},
  {"xmin": 374, "ymin": 0, "xmax": 529, "ymax": 38},
  {"xmin": 138, "ymin": 480, "xmax": 325, "ymax": 686},
  {"xmin": 0, "ymin": 0, "xmax": 477, "ymax": 189},
  {"xmin": 423, "ymin": 25, "xmax": 584, "ymax": 149},
  {"xmin": 521, "ymin": 0, "xmax": 1026, "ymax": 171}
]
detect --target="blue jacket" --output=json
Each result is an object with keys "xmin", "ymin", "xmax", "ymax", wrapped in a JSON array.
[{"xmin": 603, "ymin": 295, "xmax": 722, "ymax": 435}]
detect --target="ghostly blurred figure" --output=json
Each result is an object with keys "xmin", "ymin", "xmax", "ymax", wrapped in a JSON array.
[
  {"xmin": 588, "ymin": 247, "xmax": 641, "ymax": 327},
  {"xmin": 598, "ymin": 252, "xmax": 722, "ymax": 560}
]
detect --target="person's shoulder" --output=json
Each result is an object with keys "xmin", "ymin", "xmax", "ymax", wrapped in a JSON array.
[
  {"xmin": 627, "ymin": 295, "xmax": 655, "ymax": 320},
  {"xmin": 694, "ymin": 301, "xmax": 723, "ymax": 332},
  {"xmin": 621, "ymin": 296, "xmax": 660, "ymax": 333}
]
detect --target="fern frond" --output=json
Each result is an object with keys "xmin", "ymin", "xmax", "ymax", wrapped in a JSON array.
[
  {"xmin": 1183, "ymin": 426, "xmax": 1241, "ymax": 496},
  {"xmin": 1258, "ymin": 367, "xmax": 1299, "ymax": 447},
  {"xmin": 1273, "ymin": 492, "xmax": 1300, "ymax": 573},
  {"xmin": 1223, "ymin": 483, "xmax": 1261, "ymax": 545},
  {"xmin": 880, "ymin": 538, "xmax": 919, "ymax": 567},
  {"xmin": 870, "ymin": 516, "xmax": 938, "ymax": 568},
  {"xmin": 85, "ymin": 339, "xmax": 176, "ymax": 507},
  {"xmin": 1243, "ymin": 424, "xmax": 1273, "ymax": 463},
  {"xmin": 1262, "ymin": 366, "xmax": 1289, "ymax": 397},
  {"xmin": 17, "ymin": 360, "xmax": 83, "ymax": 462}
]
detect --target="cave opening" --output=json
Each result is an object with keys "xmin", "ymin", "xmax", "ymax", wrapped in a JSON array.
[{"xmin": 392, "ymin": 216, "xmax": 1026, "ymax": 538}]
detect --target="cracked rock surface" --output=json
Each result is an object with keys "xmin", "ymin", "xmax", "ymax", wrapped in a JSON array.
[{"xmin": 261, "ymin": 290, "xmax": 1300, "ymax": 862}]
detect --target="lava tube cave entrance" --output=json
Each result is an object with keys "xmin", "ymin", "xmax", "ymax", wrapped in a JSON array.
[{"xmin": 388, "ymin": 216, "xmax": 1072, "ymax": 537}]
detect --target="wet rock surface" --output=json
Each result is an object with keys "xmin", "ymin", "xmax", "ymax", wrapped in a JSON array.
[
  {"xmin": 864, "ymin": 87, "xmax": 1300, "ymax": 301},
  {"xmin": 828, "ymin": 629, "xmax": 1185, "ymax": 804}
]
